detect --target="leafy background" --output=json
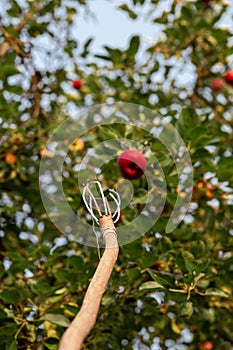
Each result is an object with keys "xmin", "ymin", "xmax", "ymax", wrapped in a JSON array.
[{"xmin": 0, "ymin": 0, "xmax": 233, "ymax": 349}]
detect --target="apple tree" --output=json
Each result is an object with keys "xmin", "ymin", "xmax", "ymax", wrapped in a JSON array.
[{"xmin": 0, "ymin": 0, "xmax": 232, "ymax": 349}]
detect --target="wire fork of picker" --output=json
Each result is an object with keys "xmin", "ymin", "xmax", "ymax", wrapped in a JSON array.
[{"xmin": 82, "ymin": 180, "xmax": 121, "ymax": 227}]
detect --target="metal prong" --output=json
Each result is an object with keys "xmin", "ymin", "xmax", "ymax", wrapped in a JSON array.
[
  {"xmin": 94, "ymin": 180, "xmax": 108, "ymax": 216},
  {"xmin": 82, "ymin": 181, "xmax": 121, "ymax": 226},
  {"xmin": 109, "ymin": 190, "xmax": 121, "ymax": 223},
  {"xmin": 82, "ymin": 183, "xmax": 100, "ymax": 225}
]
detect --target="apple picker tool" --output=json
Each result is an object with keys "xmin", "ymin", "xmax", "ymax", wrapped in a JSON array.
[
  {"xmin": 59, "ymin": 181, "xmax": 121, "ymax": 350},
  {"xmin": 82, "ymin": 180, "xmax": 121, "ymax": 245}
]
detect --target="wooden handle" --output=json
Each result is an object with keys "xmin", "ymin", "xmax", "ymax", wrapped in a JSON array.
[{"xmin": 59, "ymin": 215, "xmax": 119, "ymax": 350}]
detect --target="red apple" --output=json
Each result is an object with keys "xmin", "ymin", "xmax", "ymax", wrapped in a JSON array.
[
  {"xmin": 210, "ymin": 78, "xmax": 224, "ymax": 91},
  {"xmin": 193, "ymin": 181, "xmax": 214, "ymax": 201},
  {"xmin": 202, "ymin": 0, "xmax": 212, "ymax": 5},
  {"xmin": 115, "ymin": 210, "xmax": 122, "ymax": 225},
  {"xmin": 72, "ymin": 80, "xmax": 83, "ymax": 89},
  {"xmin": 198, "ymin": 341, "xmax": 213, "ymax": 350},
  {"xmin": 5, "ymin": 152, "xmax": 17, "ymax": 164},
  {"xmin": 152, "ymin": 260, "xmax": 163, "ymax": 270},
  {"xmin": 117, "ymin": 150, "xmax": 147, "ymax": 180},
  {"xmin": 197, "ymin": 181, "xmax": 204, "ymax": 189},
  {"xmin": 224, "ymin": 70, "xmax": 233, "ymax": 86}
]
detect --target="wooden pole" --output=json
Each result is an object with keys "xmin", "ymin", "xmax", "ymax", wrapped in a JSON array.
[{"xmin": 59, "ymin": 215, "xmax": 119, "ymax": 350}]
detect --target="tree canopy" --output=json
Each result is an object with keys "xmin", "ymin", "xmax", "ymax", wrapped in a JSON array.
[{"xmin": 0, "ymin": 1, "xmax": 233, "ymax": 349}]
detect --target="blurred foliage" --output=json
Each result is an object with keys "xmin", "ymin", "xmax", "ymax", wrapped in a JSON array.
[{"xmin": 0, "ymin": 0, "xmax": 233, "ymax": 349}]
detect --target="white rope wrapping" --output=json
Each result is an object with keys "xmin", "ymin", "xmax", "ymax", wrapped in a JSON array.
[{"xmin": 101, "ymin": 227, "xmax": 117, "ymax": 239}]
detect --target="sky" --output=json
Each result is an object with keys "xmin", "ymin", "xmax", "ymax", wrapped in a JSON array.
[
  {"xmin": 73, "ymin": 0, "xmax": 169, "ymax": 54},
  {"xmin": 0, "ymin": 0, "xmax": 232, "ymax": 98},
  {"xmin": 0, "ymin": 0, "xmax": 232, "ymax": 55},
  {"xmin": 73, "ymin": 0, "xmax": 233, "ymax": 55},
  {"xmin": 68, "ymin": 0, "xmax": 233, "ymax": 92}
]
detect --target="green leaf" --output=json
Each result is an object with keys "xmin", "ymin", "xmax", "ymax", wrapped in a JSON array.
[
  {"xmin": 139, "ymin": 281, "xmax": 165, "ymax": 291},
  {"xmin": 126, "ymin": 268, "xmax": 141, "ymax": 284},
  {"xmin": 0, "ymin": 324, "xmax": 18, "ymax": 344},
  {"xmin": 176, "ymin": 108, "xmax": 197, "ymax": 141},
  {"xmin": 216, "ymin": 157, "xmax": 233, "ymax": 180},
  {"xmin": 122, "ymin": 241, "xmax": 143, "ymax": 260},
  {"xmin": 103, "ymin": 46, "xmax": 122, "ymax": 64},
  {"xmin": 94, "ymin": 54, "xmax": 112, "ymax": 61},
  {"xmin": 0, "ymin": 307, "xmax": 7, "ymax": 319},
  {"xmin": 7, "ymin": 2, "xmax": 21, "ymax": 16},
  {"xmin": 138, "ymin": 251, "xmax": 157, "ymax": 269},
  {"xmin": 190, "ymin": 240, "xmax": 206, "ymax": 259},
  {"xmin": 170, "ymin": 252, "xmax": 188, "ymax": 273},
  {"xmin": 133, "ymin": 0, "xmax": 145, "ymax": 4},
  {"xmin": 205, "ymin": 288, "xmax": 229, "ymax": 298},
  {"xmin": 159, "ymin": 236, "xmax": 173, "ymax": 252},
  {"xmin": 8, "ymin": 340, "xmax": 18, "ymax": 350},
  {"xmin": 43, "ymin": 338, "xmax": 59, "ymax": 350},
  {"xmin": 153, "ymin": 11, "xmax": 169, "ymax": 24},
  {"xmin": 81, "ymin": 37, "xmax": 93, "ymax": 58},
  {"xmin": 53, "ymin": 269, "xmax": 73, "ymax": 283},
  {"xmin": 180, "ymin": 301, "xmax": 193, "ymax": 318},
  {"xmin": 30, "ymin": 281, "xmax": 57, "ymax": 297},
  {"xmin": 127, "ymin": 35, "xmax": 140, "ymax": 57},
  {"xmin": 118, "ymin": 4, "xmax": 137, "ymax": 19},
  {"xmin": 0, "ymin": 288, "xmax": 21, "ymax": 304},
  {"xmin": 185, "ymin": 259, "xmax": 210, "ymax": 275},
  {"xmin": 98, "ymin": 125, "xmax": 119, "ymax": 140},
  {"xmin": 40, "ymin": 1, "xmax": 55, "ymax": 15},
  {"xmin": 68, "ymin": 255, "xmax": 84, "ymax": 272},
  {"xmin": 181, "ymin": 6, "xmax": 194, "ymax": 21},
  {"xmin": 132, "ymin": 189, "xmax": 153, "ymax": 204},
  {"xmin": 28, "ymin": 22, "xmax": 47, "ymax": 36},
  {"xmin": 146, "ymin": 269, "xmax": 173, "ymax": 287},
  {"xmin": 83, "ymin": 37, "xmax": 93, "ymax": 50},
  {"xmin": 40, "ymin": 314, "xmax": 70, "ymax": 328}
]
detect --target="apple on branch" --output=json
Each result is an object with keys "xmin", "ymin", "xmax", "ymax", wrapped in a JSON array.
[
  {"xmin": 117, "ymin": 149, "xmax": 147, "ymax": 180},
  {"xmin": 210, "ymin": 78, "xmax": 225, "ymax": 92},
  {"xmin": 72, "ymin": 79, "xmax": 83, "ymax": 89},
  {"xmin": 224, "ymin": 70, "xmax": 233, "ymax": 86}
]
